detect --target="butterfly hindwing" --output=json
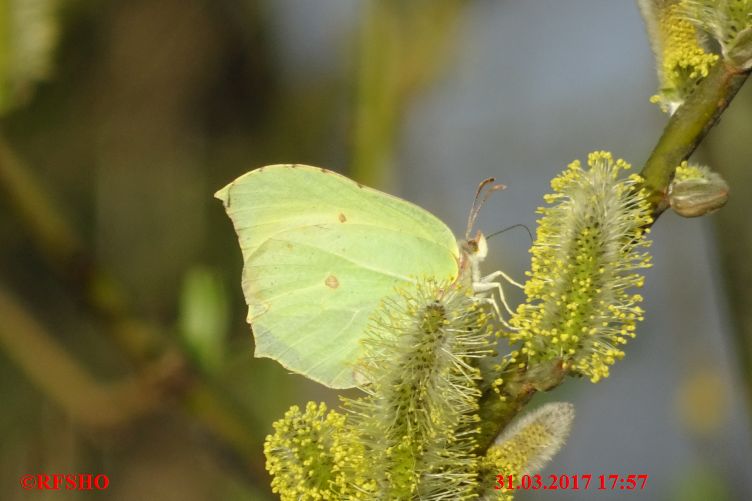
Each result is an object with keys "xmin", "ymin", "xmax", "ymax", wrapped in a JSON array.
[{"xmin": 216, "ymin": 165, "xmax": 460, "ymax": 388}]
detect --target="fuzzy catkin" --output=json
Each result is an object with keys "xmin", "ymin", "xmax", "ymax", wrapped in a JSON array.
[
  {"xmin": 508, "ymin": 152, "xmax": 653, "ymax": 383},
  {"xmin": 682, "ymin": 0, "xmax": 752, "ymax": 68},
  {"xmin": 346, "ymin": 280, "xmax": 494, "ymax": 500},
  {"xmin": 641, "ymin": 0, "xmax": 719, "ymax": 113},
  {"xmin": 477, "ymin": 403, "xmax": 575, "ymax": 501},
  {"xmin": 264, "ymin": 402, "xmax": 369, "ymax": 500}
]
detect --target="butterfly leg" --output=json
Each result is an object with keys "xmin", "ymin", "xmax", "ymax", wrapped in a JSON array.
[
  {"xmin": 473, "ymin": 269, "xmax": 524, "ymax": 329},
  {"xmin": 480, "ymin": 270, "xmax": 524, "ymax": 289},
  {"xmin": 475, "ymin": 270, "xmax": 521, "ymax": 315},
  {"xmin": 472, "ymin": 293, "xmax": 507, "ymax": 327},
  {"xmin": 473, "ymin": 282, "xmax": 514, "ymax": 329}
]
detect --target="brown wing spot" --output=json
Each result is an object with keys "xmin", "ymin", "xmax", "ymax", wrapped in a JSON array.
[
  {"xmin": 325, "ymin": 275, "xmax": 340, "ymax": 289},
  {"xmin": 257, "ymin": 166, "xmax": 265, "ymax": 172},
  {"xmin": 338, "ymin": 213, "xmax": 347, "ymax": 223},
  {"xmin": 357, "ymin": 182, "xmax": 364, "ymax": 188},
  {"xmin": 320, "ymin": 168, "xmax": 328, "ymax": 173}
]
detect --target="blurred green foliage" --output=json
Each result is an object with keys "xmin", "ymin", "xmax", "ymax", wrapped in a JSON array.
[
  {"xmin": 0, "ymin": 1, "xmax": 465, "ymax": 499},
  {"xmin": 0, "ymin": 1, "xmax": 749, "ymax": 500},
  {"xmin": 179, "ymin": 266, "xmax": 229, "ymax": 374},
  {"xmin": 0, "ymin": 0, "xmax": 59, "ymax": 113}
]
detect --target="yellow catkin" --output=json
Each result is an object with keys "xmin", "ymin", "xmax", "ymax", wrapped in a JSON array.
[
  {"xmin": 477, "ymin": 403, "xmax": 575, "ymax": 500},
  {"xmin": 681, "ymin": 0, "xmax": 752, "ymax": 68},
  {"xmin": 509, "ymin": 152, "xmax": 653, "ymax": 383},
  {"xmin": 264, "ymin": 402, "xmax": 371, "ymax": 500},
  {"xmin": 650, "ymin": 2, "xmax": 719, "ymax": 112}
]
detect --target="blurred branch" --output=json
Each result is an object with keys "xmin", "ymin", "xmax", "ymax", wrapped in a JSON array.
[
  {"xmin": 351, "ymin": 0, "xmax": 466, "ymax": 188},
  {"xmin": 0, "ymin": 138, "xmax": 80, "ymax": 267},
  {"xmin": 0, "ymin": 136, "xmax": 267, "ymax": 486},
  {"xmin": 640, "ymin": 62, "xmax": 750, "ymax": 213},
  {"xmin": 703, "ymin": 84, "xmax": 752, "ymax": 419},
  {"xmin": 0, "ymin": 284, "xmax": 163, "ymax": 428},
  {"xmin": 0, "ymin": 136, "xmax": 156, "ymax": 358}
]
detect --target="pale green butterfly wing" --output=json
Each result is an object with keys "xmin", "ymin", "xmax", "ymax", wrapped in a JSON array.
[{"xmin": 215, "ymin": 165, "xmax": 459, "ymax": 388}]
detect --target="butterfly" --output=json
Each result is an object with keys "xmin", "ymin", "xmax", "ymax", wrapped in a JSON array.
[{"xmin": 216, "ymin": 164, "xmax": 516, "ymax": 388}]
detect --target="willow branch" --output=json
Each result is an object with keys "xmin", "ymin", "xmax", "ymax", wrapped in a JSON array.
[
  {"xmin": 475, "ymin": 358, "xmax": 565, "ymax": 454},
  {"xmin": 476, "ymin": 61, "xmax": 750, "ymax": 455},
  {"xmin": 640, "ymin": 62, "xmax": 750, "ymax": 213}
]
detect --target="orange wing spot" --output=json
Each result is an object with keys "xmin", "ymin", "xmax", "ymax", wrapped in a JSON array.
[
  {"xmin": 325, "ymin": 275, "xmax": 340, "ymax": 289},
  {"xmin": 338, "ymin": 213, "xmax": 347, "ymax": 223}
]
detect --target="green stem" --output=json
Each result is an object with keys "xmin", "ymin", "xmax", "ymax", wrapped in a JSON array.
[
  {"xmin": 0, "ymin": 136, "xmax": 151, "ymax": 357},
  {"xmin": 477, "ymin": 61, "xmax": 750, "ymax": 455},
  {"xmin": 351, "ymin": 0, "xmax": 400, "ymax": 188},
  {"xmin": 475, "ymin": 358, "xmax": 564, "ymax": 454},
  {"xmin": 640, "ymin": 62, "xmax": 750, "ymax": 212}
]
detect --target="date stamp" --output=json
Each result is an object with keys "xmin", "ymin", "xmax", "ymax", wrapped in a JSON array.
[{"xmin": 495, "ymin": 473, "xmax": 649, "ymax": 491}]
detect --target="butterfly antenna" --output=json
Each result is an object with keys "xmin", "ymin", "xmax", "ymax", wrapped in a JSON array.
[
  {"xmin": 486, "ymin": 223, "xmax": 534, "ymax": 244},
  {"xmin": 466, "ymin": 178, "xmax": 506, "ymax": 240}
]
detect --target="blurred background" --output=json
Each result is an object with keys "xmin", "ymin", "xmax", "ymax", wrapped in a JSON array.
[{"xmin": 1, "ymin": 1, "xmax": 751, "ymax": 499}]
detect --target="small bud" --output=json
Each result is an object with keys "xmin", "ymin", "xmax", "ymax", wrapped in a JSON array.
[
  {"xmin": 668, "ymin": 162, "xmax": 729, "ymax": 217},
  {"xmin": 477, "ymin": 403, "xmax": 575, "ymax": 500},
  {"xmin": 492, "ymin": 402, "xmax": 575, "ymax": 474}
]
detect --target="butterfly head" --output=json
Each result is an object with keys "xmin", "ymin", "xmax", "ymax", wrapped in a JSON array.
[
  {"xmin": 458, "ymin": 178, "xmax": 504, "ymax": 283},
  {"xmin": 461, "ymin": 230, "xmax": 488, "ymax": 262}
]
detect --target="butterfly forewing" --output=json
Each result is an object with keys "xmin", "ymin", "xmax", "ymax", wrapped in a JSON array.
[{"xmin": 216, "ymin": 164, "xmax": 459, "ymax": 388}]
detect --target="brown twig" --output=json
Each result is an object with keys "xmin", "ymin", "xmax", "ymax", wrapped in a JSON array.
[{"xmin": 0, "ymin": 285, "xmax": 167, "ymax": 428}]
